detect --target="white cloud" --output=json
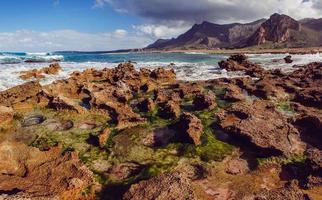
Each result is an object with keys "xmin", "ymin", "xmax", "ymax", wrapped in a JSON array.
[
  {"xmin": 0, "ymin": 29, "xmax": 152, "ymax": 52},
  {"xmin": 133, "ymin": 22, "xmax": 190, "ymax": 39}
]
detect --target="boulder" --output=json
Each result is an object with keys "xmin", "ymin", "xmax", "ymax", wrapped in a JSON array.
[
  {"xmin": 45, "ymin": 120, "xmax": 74, "ymax": 131},
  {"xmin": 193, "ymin": 92, "xmax": 216, "ymax": 110},
  {"xmin": 178, "ymin": 113, "xmax": 204, "ymax": 145},
  {"xmin": 217, "ymin": 100, "xmax": 302, "ymax": 156},
  {"xmin": 158, "ymin": 101, "xmax": 180, "ymax": 119},
  {"xmin": 222, "ymin": 84, "xmax": 245, "ymax": 102},
  {"xmin": 123, "ymin": 172, "xmax": 196, "ymax": 200},
  {"xmin": 22, "ymin": 115, "xmax": 46, "ymax": 127},
  {"xmin": 78, "ymin": 121, "xmax": 97, "ymax": 130},
  {"xmin": 42, "ymin": 63, "xmax": 61, "ymax": 75}
]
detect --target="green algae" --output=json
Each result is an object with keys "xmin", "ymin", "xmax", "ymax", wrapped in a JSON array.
[
  {"xmin": 274, "ymin": 100, "xmax": 296, "ymax": 116},
  {"xmin": 257, "ymin": 154, "xmax": 306, "ymax": 166}
]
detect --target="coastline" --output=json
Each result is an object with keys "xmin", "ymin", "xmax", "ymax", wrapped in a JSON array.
[{"xmin": 141, "ymin": 47, "xmax": 322, "ymax": 55}]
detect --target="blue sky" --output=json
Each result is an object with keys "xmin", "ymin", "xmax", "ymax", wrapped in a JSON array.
[{"xmin": 0, "ymin": 0, "xmax": 320, "ymax": 52}]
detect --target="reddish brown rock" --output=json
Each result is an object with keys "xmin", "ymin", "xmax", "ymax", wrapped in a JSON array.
[
  {"xmin": 0, "ymin": 106, "xmax": 14, "ymax": 127},
  {"xmin": 217, "ymin": 100, "xmax": 302, "ymax": 156},
  {"xmin": 225, "ymin": 158, "xmax": 249, "ymax": 175},
  {"xmin": 42, "ymin": 63, "xmax": 62, "ymax": 75},
  {"xmin": 108, "ymin": 162, "xmax": 143, "ymax": 181},
  {"xmin": 193, "ymin": 92, "xmax": 216, "ymax": 110},
  {"xmin": 150, "ymin": 67, "xmax": 176, "ymax": 83},
  {"xmin": 19, "ymin": 63, "xmax": 61, "ymax": 80},
  {"xmin": 0, "ymin": 81, "xmax": 42, "ymax": 107},
  {"xmin": 0, "ymin": 141, "xmax": 92, "ymax": 198},
  {"xmin": 158, "ymin": 101, "xmax": 181, "ymax": 119},
  {"xmin": 253, "ymin": 181, "xmax": 310, "ymax": 200},
  {"xmin": 218, "ymin": 54, "xmax": 264, "ymax": 77},
  {"xmin": 178, "ymin": 112, "xmax": 204, "ymax": 145},
  {"xmin": 48, "ymin": 95, "xmax": 86, "ymax": 113},
  {"xmin": 123, "ymin": 172, "xmax": 196, "ymax": 200},
  {"xmin": 98, "ymin": 128, "xmax": 111, "ymax": 148},
  {"xmin": 222, "ymin": 84, "xmax": 245, "ymax": 101}
]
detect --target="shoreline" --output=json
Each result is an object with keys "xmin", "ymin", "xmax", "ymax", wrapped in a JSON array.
[{"xmin": 141, "ymin": 47, "xmax": 322, "ymax": 55}]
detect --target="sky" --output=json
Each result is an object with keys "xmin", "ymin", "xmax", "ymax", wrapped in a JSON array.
[{"xmin": 0, "ymin": 0, "xmax": 321, "ymax": 52}]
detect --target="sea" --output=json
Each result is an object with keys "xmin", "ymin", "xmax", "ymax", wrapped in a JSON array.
[{"xmin": 0, "ymin": 51, "xmax": 322, "ymax": 91}]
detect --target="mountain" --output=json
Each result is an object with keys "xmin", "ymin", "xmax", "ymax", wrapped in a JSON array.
[
  {"xmin": 146, "ymin": 13, "xmax": 322, "ymax": 50},
  {"xmin": 146, "ymin": 19, "xmax": 266, "ymax": 50}
]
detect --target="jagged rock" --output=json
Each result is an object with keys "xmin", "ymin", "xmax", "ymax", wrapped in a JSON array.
[
  {"xmin": 137, "ymin": 98, "xmax": 155, "ymax": 113},
  {"xmin": 218, "ymin": 54, "xmax": 264, "ymax": 77},
  {"xmin": 19, "ymin": 63, "xmax": 61, "ymax": 80},
  {"xmin": 193, "ymin": 92, "xmax": 216, "ymax": 110},
  {"xmin": 222, "ymin": 84, "xmax": 245, "ymax": 101},
  {"xmin": 123, "ymin": 172, "xmax": 196, "ymax": 200},
  {"xmin": 284, "ymin": 55, "xmax": 293, "ymax": 63},
  {"xmin": 306, "ymin": 148, "xmax": 322, "ymax": 170},
  {"xmin": 150, "ymin": 68, "xmax": 176, "ymax": 83},
  {"xmin": 253, "ymin": 181, "xmax": 310, "ymax": 200},
  {"xmin": 154, "ymin": 88, "xmax": 181, "ymax": 104},
  {"xmin": 217, "ymin": 100, "xmax": 302, "ymax": 156},
  {"xmin": 0, "ymin": 141, "xmax": 92, "ymax": 198},
  {"xmin": 0, "ymin": 106, "xmax": 14, "ymax": 127},
  {"xmin": 0, "ymin": 81, "xmax": 42, "ymax": 107},
  {"xmin": 22, "ymin": 115, "xmax": 46, "ymax": 127},
  {"xmin": 48, "ymin": 95, "xmax": 86, "ymax": 113},
  {"xmin": 158, "ymin": 101, "xmax": 180, "ymax": 119},
  {"xmin": 292, "ymin": 103, "xmax": 322, "ymax": 148},
  {"xmin": 178, "ymin": 113, "xmax": 204, "ymax": 145}
]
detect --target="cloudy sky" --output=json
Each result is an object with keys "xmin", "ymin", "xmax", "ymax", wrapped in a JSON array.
[{"xmin": 0, "ymin": 0, "xmax": 321, "ymax": 52}]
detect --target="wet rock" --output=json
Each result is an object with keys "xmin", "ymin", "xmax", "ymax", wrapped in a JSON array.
[
  {"xmin": 0, "ymin": 141, "xmax": 92, "ymax": 198},
  {"xmin": 45, "ymin": 120, "xmax": 74, "ymax": 131},
  {"xmin": 193, "ymin": 92, "xmax": 216, "ymax": 110},
  {"xmin": 78, "ymin": 121, "xmax": 97, "ymax": 130},
  {"xmin": 42, "ymin": 63, "xmax": 61, "ymax": 75},
  {"xmin": 22, "ymin": 115, "xmax": 46, "ymax": 127},
  {"xmin": 142, "ymin": 127, "xmax": 175, "ymax": 147},
  {"xmin": 178, "ymin": 113, "xmax": 204, "ymax": 145},
  {"xmin": 158, "ymin": 101, "xmax": 180, "ymax": 119},
  {"xmin": 108, "ymin": 162, "xmax": 143, "ymax": 181},
  {"xmin": 253, "ymin": 181, "xmax": 310, "ymax": 200},
  {"xmin": 19, "ymin": 69, "xmax": 45, "ymax": 80},
  {"xmin": 137, "ymin": 98, "xmax": 155, "ymax": 113},
  {"xmin": 0, "ymin": 106, "xmax": 14, "ymax": 127},
  {"xmin": 123, "ymin": 172, "xmax": 196, "ymax": 200},
  {"xmin": 0, "ymin": 81, "xmax": 42, "ymax": 107},
  {"xmin": 218, "ymin": 54, "xmax": 264, "ymax": 77},
  {"xmin": 217, "ymin": 100, "xmax": 302, "ymax": 156},
  {"xmin": 284, "ymin": 55, "xmax": 293, "ymax": 64}
]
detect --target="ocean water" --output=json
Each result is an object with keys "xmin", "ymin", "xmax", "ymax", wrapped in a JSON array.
[{"xmin": 0, "ymin": 51, "xmax": 322, "ymax": 91}]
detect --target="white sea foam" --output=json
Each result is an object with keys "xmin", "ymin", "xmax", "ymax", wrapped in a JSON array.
[{"xmin": 0, "ymin": 53, "xmax": 321, "ymax": 91}]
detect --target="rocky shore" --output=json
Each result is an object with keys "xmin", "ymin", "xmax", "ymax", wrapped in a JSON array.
[{"xmin": 0, "ymin": 55, "xmax": 321, "ymax": 199}]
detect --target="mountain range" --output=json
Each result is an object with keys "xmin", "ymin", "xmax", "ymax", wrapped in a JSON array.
[{"xmin": 146, "ymin": 13, "xmax": 322, "ymax": 50}]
